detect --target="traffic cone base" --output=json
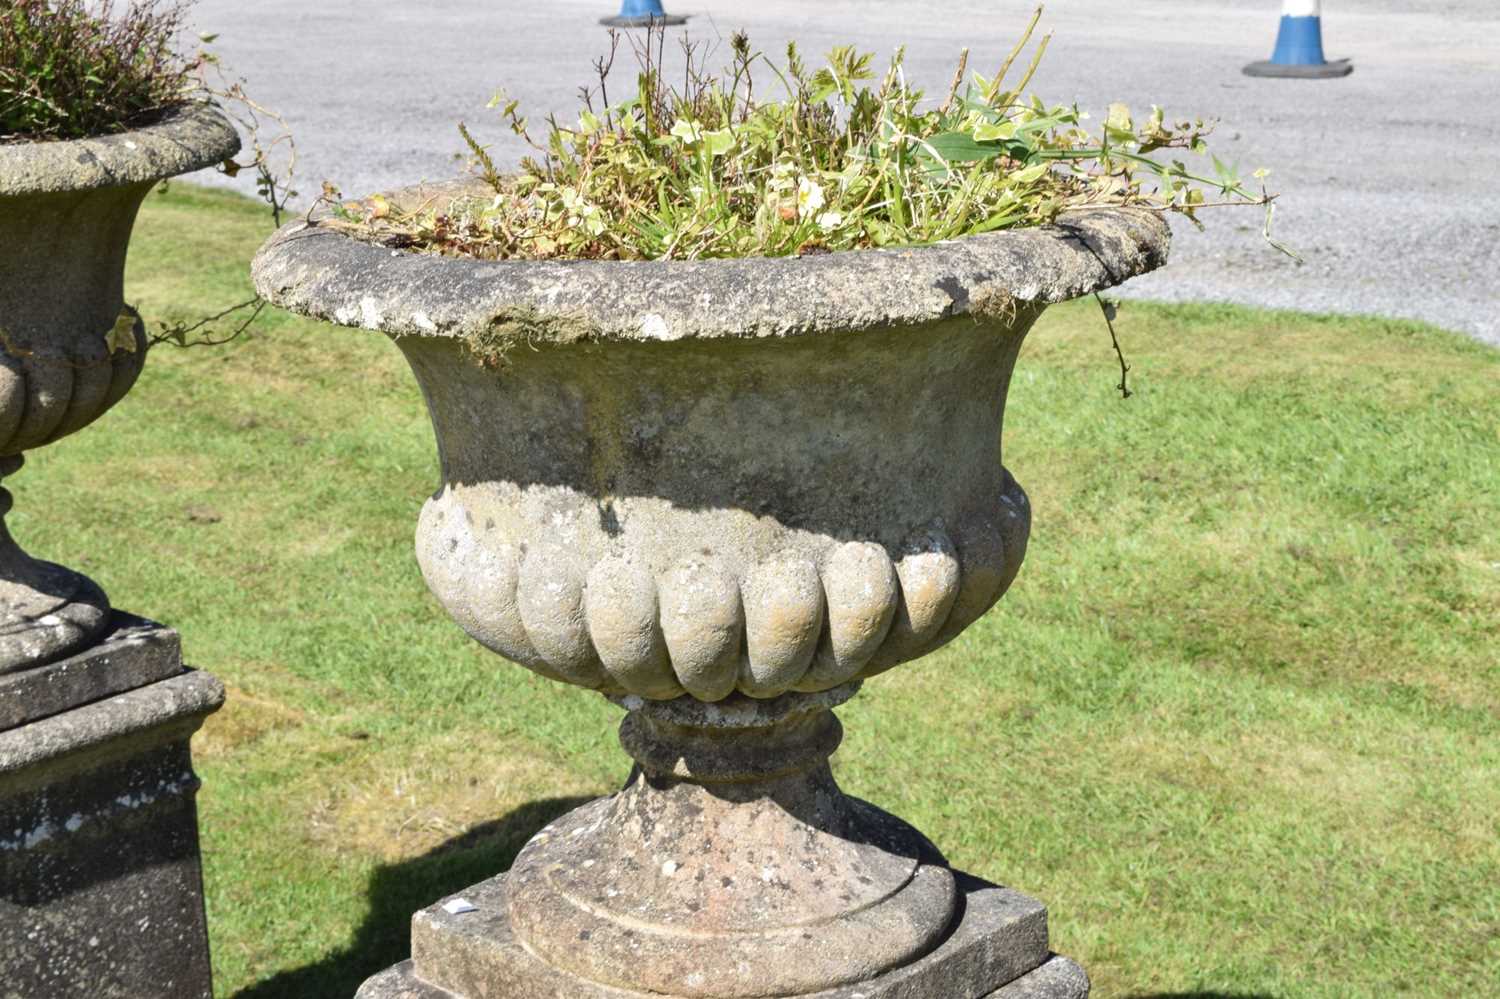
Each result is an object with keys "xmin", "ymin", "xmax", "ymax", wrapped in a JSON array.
[
  {"xmin": 601, "ymin": 0, "xmax": 687, "ymax": 27},
  {"xmin": 1244, "ymin": 57, "xmax": 1352, "ymax": 79},
  {"xmin": 600, "ymin": 14, "xmax": 689, "ymax": 26}
]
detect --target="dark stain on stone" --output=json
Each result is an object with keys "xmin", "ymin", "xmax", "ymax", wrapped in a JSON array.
[
  {"xmin": 598, "ymin": 500, "xmax": 622, "ymax": 537},
  {"xmin": 934, "ymin": 276, "xmax": 970, "ymax": 315}
]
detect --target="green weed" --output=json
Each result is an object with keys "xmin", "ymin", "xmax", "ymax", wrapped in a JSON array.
[{"xmin": 338, "ymin": 11, "xmax": 1276, "ymax": 262}]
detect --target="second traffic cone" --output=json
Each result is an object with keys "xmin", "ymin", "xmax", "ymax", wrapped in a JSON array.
[
  {"xmin": 1244, "ymin": 1, "xmax": 1352, "ymax": 79},
  {"xmin": 601, "ymin": 0, "xmax": 687, "ymax": 28}
]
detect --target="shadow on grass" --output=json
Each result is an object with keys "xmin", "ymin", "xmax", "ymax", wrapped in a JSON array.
[
  {"xmin": 1123, "ymin": 994, "xmax": 1280, "ymax": 998},
  {"xmin": 232, "ymin": 804, "xmax": 1285, "ymax": 999},
  {"xmin": 230, "ymin": 795, "xmax": 591, "ymax": 999}
]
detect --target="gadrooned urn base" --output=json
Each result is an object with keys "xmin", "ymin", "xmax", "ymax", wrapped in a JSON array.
[{"xmin": 356, "ymin": 685, "xmax": 1091, "ymax": 999}]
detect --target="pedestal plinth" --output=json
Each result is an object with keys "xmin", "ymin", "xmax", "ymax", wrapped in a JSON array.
[
  {"xmin": 358, "ymin": 871, "xmax": 1089, "ymax": 999},
  {"xmin": 0, "ymin": 614, "xmax": 224, "ymax": 999}
]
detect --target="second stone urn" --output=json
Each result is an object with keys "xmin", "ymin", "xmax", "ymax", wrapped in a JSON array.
[
  {"xmin": 0, "ymin": 104, "xmax": 239, "ymax": 671},
  {"xmin": 253, "ymin": 191, "xmax": 1169, "ymax": 998}
]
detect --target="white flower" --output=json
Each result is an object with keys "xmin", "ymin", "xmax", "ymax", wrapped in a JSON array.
[
  {"xmin": 796, "ymin": 177, "xmax": 826, "ymax": 219},
  {"xmin": 816, "ymin": 211, "xmax": 843, "ymax": 232}
]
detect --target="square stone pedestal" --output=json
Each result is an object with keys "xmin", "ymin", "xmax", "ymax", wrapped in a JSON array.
[
  {"xmin": 356, "ymin": 869, "xmax": 1089, "ymax": 999},
  {"xmin": 0, "ymin": 614, "xmax": 225, "ymax": 999}
]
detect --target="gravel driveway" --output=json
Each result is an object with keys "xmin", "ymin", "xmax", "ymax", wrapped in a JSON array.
[{"xmin": 188, "ymin": 0, "xmax": 1500, "ymax": 346}]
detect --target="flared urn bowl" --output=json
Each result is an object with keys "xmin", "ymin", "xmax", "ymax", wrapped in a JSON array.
[
  {"xmin": 0, "ymin": 104, "xmax": 239, "ymax": 671},
  {"xmin": 255, "ymin": 195, "xmax": 1168, "ymax": 701}
]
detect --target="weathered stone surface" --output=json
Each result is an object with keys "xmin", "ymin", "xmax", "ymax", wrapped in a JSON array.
[
  {"xmin": 253, "ymin": 191, "xmax": 1168, "ymax": 345},
  {"xmin": 0, "ymin": 115, "xmax": 232, "ymax": 991},
  {"xmin": 386, "ymin": 317, "xmax": 1044, "ymax": 701},
  {"xmin": 0, "ymin": 104, "xmax": 240, "ymax": 675},
  {"xmin": 0, "ymin": 463, "xmax": 112, "ymax": 676},
  {"xmin": 356, "ymin": 870, "xmax": 1067, "ymax": 999},
  {"xmin": 0, "ymin": 665, "xmax": 224, "ymax": 999},
  {"xmin": 0, "ymin": 102, "xmax": 238, "ymax": 197},
  {"xmin": 0, "ymin": 613, "xmax": 182, "ymax": 730},
  {"xmin": 252, "ymin": 201, "xmax": 1168, "ymax": 702},
  {"xmin": 988, "ymin": 955, "xmax": 1090, "ymax": 998},
  {"xmin": 355, "ymin": 684, "xmax": 1075, "ymax": 998},
  {"xmin": 256, "ymin": 198, "xmax": 1159, "ymax": 997},
  {"xmin": 500, "ymin": 685, "xmax": 958, "ymax": 997}
]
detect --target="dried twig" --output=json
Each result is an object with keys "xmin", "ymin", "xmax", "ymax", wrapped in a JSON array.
[{"xmin": 940, "ymin": 47, "xmax": 968, "ymax": 115}]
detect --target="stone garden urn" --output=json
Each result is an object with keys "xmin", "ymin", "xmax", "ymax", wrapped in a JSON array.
[
  {"xmin": 253, "ymin": 190, "xmax": 1169, "ymax": 999},
  {"xmin": 1, "ymin": 104, "xmax": 238, "ymax": 997},
  {"xmin": 0, "ymin": 104, "xmax": 239, "ymax": 671}
]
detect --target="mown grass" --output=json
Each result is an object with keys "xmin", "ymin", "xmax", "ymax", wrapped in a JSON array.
[{"xmin": 19, "ymin": 184, "xmax": 1497, "ymax": 998}]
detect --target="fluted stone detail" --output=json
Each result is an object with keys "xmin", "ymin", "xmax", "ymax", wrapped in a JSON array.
[
  {"xmin": 801, "ymin": 540, "xmax": 899, "ymax": 691},
  {"xmin": 412, "ymin": 486, "xmax": 1011, "ymax": 699},
  {"xmin": 657, "ymin": 559, "xmax": 742, "ymax": 701}
]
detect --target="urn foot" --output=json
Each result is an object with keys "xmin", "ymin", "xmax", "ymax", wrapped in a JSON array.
[
  {"xmin": 0, "ymin": 459, "xmax": 109, "ymax": 674},
  {"xmin": 505, "ymin": 683, "xmax": 956, "ymax": 997},
  {"xmin": 358, "ymin": 684, "xmax": 1090, "ymax": 998}
]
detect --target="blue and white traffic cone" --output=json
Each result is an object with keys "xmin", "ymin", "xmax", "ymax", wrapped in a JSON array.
[
  {"xmin": 1244, "ymin": 1, "xmax": 1352, "ymax": 79},
  {"xmin": 600, "ymin": 0, "xmax": 687, "ymax": 28}
]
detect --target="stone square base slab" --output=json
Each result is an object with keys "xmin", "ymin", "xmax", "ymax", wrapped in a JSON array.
[
  {"xmin": 0, "ymin": 612, "xmax": 182, "ymax": 730},
  {"xmin": 356, "ymin": 870, "xmax": 1089, "ymax": 999}
]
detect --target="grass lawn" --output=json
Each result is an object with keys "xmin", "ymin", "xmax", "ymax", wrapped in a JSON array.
[{"xmin": 21, "ymin": 184, "xmax": 1497, "ymax": 998}]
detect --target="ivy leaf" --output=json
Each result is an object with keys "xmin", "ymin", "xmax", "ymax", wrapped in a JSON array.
[
  {"xmin": 703, "ymin": 128, "xmax": 736, "ymax": 157},
  {"xmin": 972, "ymin": 121, "xmax": 1017, "ymax": 142},
  {"xmin": 104, "ymin": 308, "xmax": 137, "ymax": 354}
]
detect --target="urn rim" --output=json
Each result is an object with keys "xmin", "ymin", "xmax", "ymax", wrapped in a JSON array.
[
  {"xmin": 252, "ymin": 193, "xmax": 1170, "ymax": 345},
  {"xmin": 0, "ymin": 102, "xmax": 241, "ymax": 198}
]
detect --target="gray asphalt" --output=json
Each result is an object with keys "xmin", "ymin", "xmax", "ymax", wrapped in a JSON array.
[{"xmin": 188, "ymin": 0, "xmax": 1500, "ymax": 346}]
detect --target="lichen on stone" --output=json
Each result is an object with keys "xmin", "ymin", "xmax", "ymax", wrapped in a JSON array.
[
  {"xmin": 968, "ymin": 285, "xmax": 1021, "ymax": 325},
  {"xmin": 460, "ymin": 305, "xmax": 599, "ymax": 369}
]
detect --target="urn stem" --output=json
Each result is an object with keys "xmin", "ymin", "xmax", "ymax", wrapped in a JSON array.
[
  {"xmin": 0, "ymin": 455, "xmax": 110, "ymax": 675},
  {"xmin": 502, "ymin": 683, "xmax": 958, "ymax": 997}
]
